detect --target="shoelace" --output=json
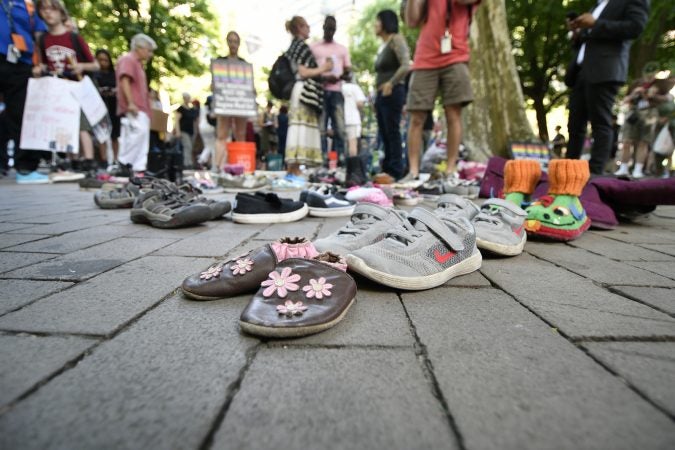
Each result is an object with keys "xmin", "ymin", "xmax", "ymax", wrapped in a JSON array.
[
  {"xmin": 386, "ymin": 217, "xmax": 426, "ymax": 246},
  {"xmin": 338, "ymin": 209, "xmax": 406, "ymax": 237},
  {"xmin": 474, "ymin": 207, "xmax": 503, "ymax": 227}
]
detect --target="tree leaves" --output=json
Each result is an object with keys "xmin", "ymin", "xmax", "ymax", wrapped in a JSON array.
[{"xmin": 63, "ymin": 0, "xmax": 219, "ymax": 83}]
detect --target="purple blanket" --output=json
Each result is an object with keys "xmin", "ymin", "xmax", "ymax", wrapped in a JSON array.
[{"xmin": 480, "ymin": 157, "xmax": 675, "ymax": 229}]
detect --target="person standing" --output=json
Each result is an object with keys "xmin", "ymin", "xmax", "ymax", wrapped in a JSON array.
[
  {"xmin": 93, "ymin": 49, "xmax": 120, "ymax": 166},
  {"xmin": 116, "ymin": 33, "xmax": 156, "ymax": 176},
  {"xmin": 35, "ymin": 0, "xmax": 99, "ymax": 177},
  {"xmin": 564, "ymin": 0, "xmax": 649, "ymax": 175},
  {"xmin": 310, "ymin": 16, "xmax": 351, "ymax": 164},
  {"xmin": 551, "ymin": 125, "xmax": 566, "ymax": 158},
  {"xmin": 276, "ymin": 104, "xmax": 288, "ymax": 164},
  {"xmin": 174, "ymin": 92, "xmax": 198, "ymax": 169},
  {"xmin": 259, "ymin": 100, "xmax": 276, "ymax": 155},
  {"xmin": 214, "ymin": 31, "xmax": 247, "ymax": 172},
  {"xmin": 403, "ymin": 0, "xmax": 481, "ymax": 183},
  {"xmin": 342, "ymin": 72, "xmax": 368, "ymax": 185},
  {"xmin": 1, "ymin": 0, "xmax": 49, "ymax": 183},
  {"xmin": 374, "ymin": 9, "xmax": 410, "ymax": 181},
  {"xmin": 284, "ymin": 16, "xmax": 333, "ymax": 174}
]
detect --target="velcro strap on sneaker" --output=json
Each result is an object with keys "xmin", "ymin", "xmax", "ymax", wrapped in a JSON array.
[
  {"xmin": 481, "ymin": 198, "xmax": 527, "ymax": 217},
  {"xmin": 409, "ymin": 207, "xmax": 465, "ymax": 251},
  {"xmin": 353, "ymin": 203, "xmax": 390, "ymax": 220}
]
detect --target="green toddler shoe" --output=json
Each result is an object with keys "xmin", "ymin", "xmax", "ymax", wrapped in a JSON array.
[{"xmin": 524, "ymin": 194, "xmax": 591, "ymax": 241}]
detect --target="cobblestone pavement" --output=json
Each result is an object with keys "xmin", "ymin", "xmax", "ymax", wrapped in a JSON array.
[{"xmin": 1, "ymin": 182, "xmax": 674, "ymax": 450}]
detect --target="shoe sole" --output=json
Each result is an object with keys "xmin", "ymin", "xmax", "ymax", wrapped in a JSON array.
[
  {"xmin": 16, "ymin": 180, "xmax": 50, "ymax": 184},
  {"xmin": 526, "ymin": 217, "xmax": 591, "ymax": 242},
  {"xmin": 130, "ymin": 209, "xmax": 211, "ymax": 229},
  {"xmin": 346, "ymin": 251, "xmax": 482, "ymax": 290},
  {"xmin": 308, "ymin": 205, "xmax": 355, "ymax": 218},
  {"xmin": 181, "ymin": 287, "xmax": 225, "ymax": 301},
  {"xmin": 476, "ymin": 233, "xmax": 526, "ymax": 256},
  {"xmin": 393, "ymin": 198, "xmax": 421, "ymax": 206},
  {"xmin": 221, "ymin": 186, "xmax": 268, "ymax": 193},
  {"xmin": 94, "ymin": 196, "xmax": 134, "ymax": 209},
  {"xmin": 232, "ymin": 204, "xmax": 308, "ymax": 224},
  {"xmin": 238, "ymin": 297, "xmax": 355, "ymax": 338}
]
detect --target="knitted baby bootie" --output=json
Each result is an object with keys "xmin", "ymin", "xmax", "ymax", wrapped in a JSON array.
[
  {"xmin": 525, "ymin": 159, "xmax": 591, "ymax": 241},
  {"xmin": 503, "ymin": 159, "xmax": 541, "ymax": 207}
]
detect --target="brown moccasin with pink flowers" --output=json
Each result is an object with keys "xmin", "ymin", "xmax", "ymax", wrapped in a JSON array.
[
  {"xmin": 181, "ymin": 237, "xmax": 318, "ymax": 300},
  {"xmin": 239, "ymin": 252, "xmax": 357, "ymax": 338}
]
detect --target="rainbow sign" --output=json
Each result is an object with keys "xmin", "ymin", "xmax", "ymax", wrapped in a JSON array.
[{"xmin": 211, "ymin": 58, "xmax": 257, "ymax": 118}]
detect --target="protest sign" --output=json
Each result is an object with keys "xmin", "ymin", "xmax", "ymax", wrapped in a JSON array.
[
  {"xmin": 72, "ymin": 76, "xmax": 108, "ymax": 124},
  {"xmin": 20, "ymin": 77, "xmax": 80, "ymax": 153},
  {"xmin": 211, "ymin": 59, "xmax": 257, "ymax": 118}
]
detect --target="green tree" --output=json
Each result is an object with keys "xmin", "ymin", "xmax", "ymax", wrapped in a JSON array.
[
  {"xmin": 628, "ymin": 0, "xmax": 675, "ymax": 80},
  {"xmin": 506, "ymin": 0, "xmax": 586, "ymax": 141},
  {"xmin": 63, "ymin": 0, "xmax": 219, "ymax": 84}
]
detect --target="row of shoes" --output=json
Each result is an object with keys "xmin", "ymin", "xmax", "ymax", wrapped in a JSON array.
[
  {"xmin": 94, "ymin": 177, "xmax": 231, "ymax": 228},
  {"xmin": 315, "ymin": 194, "xmax": 527, "ymax": 290},
  {"xmin": 230, "ymin": 188, "xmax": 356, "ymax": 224},
  {"xmin": 179, "ymin": 195, "xmax": 528, "ymax": 338}
]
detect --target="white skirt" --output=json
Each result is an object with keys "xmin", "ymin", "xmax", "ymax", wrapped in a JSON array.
[{"xmin": 285, "ymin": 81, "xmax": 323, "ymax": 166}]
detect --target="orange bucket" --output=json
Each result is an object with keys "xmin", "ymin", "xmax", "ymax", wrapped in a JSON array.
[{"xmin": 227, "ymin": 142, "xmax": 256, "ymax": 174}]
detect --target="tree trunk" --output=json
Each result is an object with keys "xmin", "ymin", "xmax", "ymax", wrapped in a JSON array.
[
  {"xmin": 532, "ymin": 94, "xmax": 549, "ymax": 142},
  {"xmin": 463, "ymin": 0, "xmax": 534, "ymax": 160}
]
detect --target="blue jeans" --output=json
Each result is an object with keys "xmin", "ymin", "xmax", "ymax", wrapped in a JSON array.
[
  {"xmin": 320, "ymin": 90, "xmax": 346, "ymax": 161},
  {"xmin": 375, "ymin": 84, "xmax": 406, "ymax": 179}
]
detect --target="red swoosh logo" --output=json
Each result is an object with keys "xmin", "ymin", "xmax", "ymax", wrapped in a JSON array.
[
  {"xmin": 513, "ymin": 225, "xmax": 524, "ymax": 235},
  {"xmin": 434, "ymin": 249, "xmax": 455, "ymax": 264}
]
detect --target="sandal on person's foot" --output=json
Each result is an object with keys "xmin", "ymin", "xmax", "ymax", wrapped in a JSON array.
[
  {"xmin": 181, "ymin": 237, "xmax": 318, "ymax": 301},
  {"xmin": 239, "ymin": 252, "xmax": 357, "ymax": 338}
]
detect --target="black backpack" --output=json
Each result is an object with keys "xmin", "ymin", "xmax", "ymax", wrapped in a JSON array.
[{"xmin": 268, "ymin": 54, "xmax": 295, "ymax": 101}]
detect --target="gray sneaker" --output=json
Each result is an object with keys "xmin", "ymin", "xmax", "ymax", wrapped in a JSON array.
[
  {"xmin": 435, "ymin": 194, "xmax": 480, "ymax": 220},
  {"xmin": 473, "ymin": 198, "xmax": 527, "ymax": 256},
  {"xmin": 218, "ymin": 173, "xmax": 269, "ymax": 193},
  {"xmin": 314, "ymin": 203, "xmax": 407, "ymax": 255},
  {"xmin": 347, "ymin": 207, "xmax": 481, "ymax": 290}
]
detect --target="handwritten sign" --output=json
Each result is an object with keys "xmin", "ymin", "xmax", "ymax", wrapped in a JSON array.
[
  {"xmin": 73, "ymin": 75, "xmax": 108, "ymax": 124},
  {"xmin": 20, "ymin": 77, "xmax": 80, "ymax": 153},
  {"xmin": 211, "ymin": 58, "xmax": 257, "ymax": 118}
]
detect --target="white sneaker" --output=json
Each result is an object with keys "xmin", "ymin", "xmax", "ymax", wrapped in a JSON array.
[
  {"xmin": 631, "ymin": 169, "xmax": 645, "ymax": 179},
  {"xmin": 614, "ymin": 165, "xmax": 629, "ymax": 176}
]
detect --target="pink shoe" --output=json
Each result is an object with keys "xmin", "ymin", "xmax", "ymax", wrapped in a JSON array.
[{"xmin": 345, "ymin": 187, "xmax": 393, "ymax": 207}]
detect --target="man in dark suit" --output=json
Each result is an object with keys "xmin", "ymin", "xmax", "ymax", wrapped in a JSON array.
[{"xmin": 565, "ymin": 0, "xmax": 649, "ymax": 175}]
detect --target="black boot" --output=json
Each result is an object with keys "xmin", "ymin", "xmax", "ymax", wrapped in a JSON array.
[{"xmin": 346, "ymin": 156, "xmax": 368, "ymax": 187}]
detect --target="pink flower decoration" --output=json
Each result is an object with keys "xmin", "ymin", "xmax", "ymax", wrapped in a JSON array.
[
  {"xmin": 302, "ymin": 277, "xmax": 333, "ymax": 300},
  {"xmin": 200, "ymin": 265, "xmax": 222, "ymax": 280},
  {"xmin": 276, "ymin": 300, "xmax": 308, "ymax": 316},
  {"xmin": 261, "ymin": 267, "xmax": 301, "ymax": 298},
  {"xmin": 230, "ymin": 257, "xmax": 254, "ymax": 276}
]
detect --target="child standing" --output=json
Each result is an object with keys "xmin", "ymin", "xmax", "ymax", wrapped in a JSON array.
[{"xmin": 34, "ymin": 0, "xmax": 100, "ymax": 176}]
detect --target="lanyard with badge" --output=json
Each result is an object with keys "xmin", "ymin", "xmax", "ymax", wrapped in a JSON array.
[
  {"xmin": 2, "ymin": 0, "xmax": 29, "ymax": 63},
  {"xmin": 441, "ymin": 0, "xmax": 452, "ymax": 54}
]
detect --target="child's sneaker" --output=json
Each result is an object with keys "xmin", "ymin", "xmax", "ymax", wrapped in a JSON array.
[
  {"xmin": 314, "ymin": 203, "xmax": 407, "ymax": 255},
  {"xmin": 473, "ymin": 198, "xmax": 527, "ymax": 256},
  {"xmin": 346, "ymin": 207, "xmax": 481, "ymax": 290},
  {"xmin": 306, "ymin": 191, "xmax": 355, "ymax": 217},
  {"xmin": 16, "ymin": 171, "xmax": 50, "ymax": 184}
]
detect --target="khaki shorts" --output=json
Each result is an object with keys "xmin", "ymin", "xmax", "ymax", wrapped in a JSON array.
[
  {"xmin": 406, "ymin": 62, "xmax": 473, "ymax": 111},
  {"xmin": 623, "ymin": 108, "xmax": 657, "ymax": 143}
]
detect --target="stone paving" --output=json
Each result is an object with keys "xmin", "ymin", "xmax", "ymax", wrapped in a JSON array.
[{"xmin": 0, "ymin": 182, "xmax": 674, "ymax": 450}]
